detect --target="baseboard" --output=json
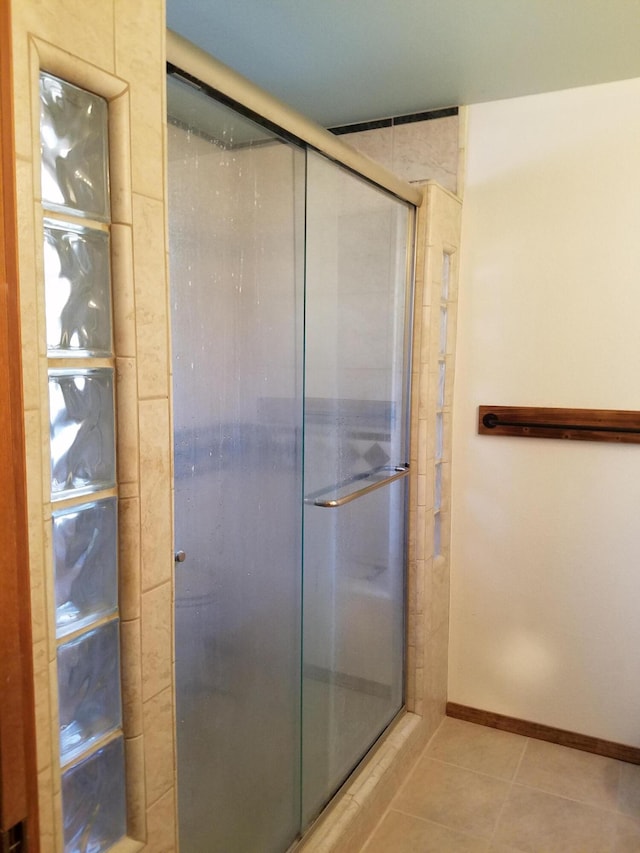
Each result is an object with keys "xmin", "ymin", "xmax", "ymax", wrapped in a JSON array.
[{"xmin": 446, "ymin": 702, "xmax": 640, "ymax": 765}]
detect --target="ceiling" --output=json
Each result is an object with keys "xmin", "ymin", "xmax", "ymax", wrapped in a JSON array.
[{"xmin": 166, "ymin": 0, "xmax": 640, "ymax": 128}]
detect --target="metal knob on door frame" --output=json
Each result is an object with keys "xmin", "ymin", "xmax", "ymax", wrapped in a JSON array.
[{"xmin": 174, "ymin": 550, "xmax": 186, "ymax": 563}]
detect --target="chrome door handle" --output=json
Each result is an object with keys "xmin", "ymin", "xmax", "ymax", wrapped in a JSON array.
[
  {"xmin": 310, "ymin": 465, "xmax": 409, "ymax": 508},
  {"xmin": 175, "ymin": 550, "xmax": 186, "ymax": 562}
]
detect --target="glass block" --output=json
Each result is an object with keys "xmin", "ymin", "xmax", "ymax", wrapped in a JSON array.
[
  {"xmin": 40, "ymin": 72, "xmax": 110, "ymax": 221},
  {"xmin": 439, "ymin": 305, "xmax": 448, "ymax": 357},
  {"xmin": 434, "ymin": 462, "xmax": 442, "ymax": 511},
  {"xmin": 62, "ymin": 736, "xmax": 126, "ymax": 853},
  {"xmin": 53, "ymin": 498, "xmax": 118, "ymax": 637},
  {"xmin": 438, "ymin": 359, "xmax": 446, "ymax": 409},
  {"xmin": 435, "ymin": 411, "xmax": 444, "ymax": 460},
  {"xmin": 441, "ymin": 251, "xmax": 451, "ymax": 301},
  {"xmin": 44, "ymin": 220, "xmax": 112, "ymax": 357},
  {"xmin": 58, "ymin": 620, "xmax": 122, "ymax": 762},
  {"xmin": 49, "ymin": 369, "xmax": 116, "ymax": 499}
]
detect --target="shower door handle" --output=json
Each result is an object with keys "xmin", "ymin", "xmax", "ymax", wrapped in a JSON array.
[{"xmin": 310, "ymin": 465, "xmax": 409, "ymax": 508}]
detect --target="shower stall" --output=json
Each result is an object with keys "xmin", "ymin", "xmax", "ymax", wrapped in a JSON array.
[{"xmin": 167, "ymin": 38, "xmax": 417, "ymax": 853}]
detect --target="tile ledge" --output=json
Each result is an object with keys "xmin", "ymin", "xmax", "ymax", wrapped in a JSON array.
[
  {"xmin": 296, "ymin": 711, "xmax": 427, "ymax": 852},
  {"xmin": 108, "ymin": 838, "xmax": 144, "ymax": 853}
]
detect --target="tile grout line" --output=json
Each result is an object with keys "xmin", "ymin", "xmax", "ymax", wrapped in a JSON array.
[
  {"xmin": 488, "ymin": 735, "xmax": 530, "ymax": 846},
  {"xmin": 386, "ymin": 806, "xmax": 496, "ymax": 844}
]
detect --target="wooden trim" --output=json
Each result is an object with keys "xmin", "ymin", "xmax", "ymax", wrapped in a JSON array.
[
  {"xmin": 0, "ymin": 1, "xmax": 39, "ymax": 847},
  {"xmin": 478, "ymin": 405, "xmax": 640, "ymax": 444},
  {"xmin": 446, "ymin": 703, "xmax": 640, "ymax": 765}
]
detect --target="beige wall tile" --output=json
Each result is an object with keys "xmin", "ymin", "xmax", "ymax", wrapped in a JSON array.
[
  {"xmin": 141, "ymin": 582, "xmax": 172, "ymax": 702},
  {"xmin": 121, "ymin": 618, "xmax": 144, "ymax": 737},
  {"xmin": 24, "ymin": 411, "xmax": 47, "ymax": 643},
  {"xmin": 47, "ymin": 658, "xmax": 61, "ymax": 784},
  {"xmin": 138, "ymin": 399, "xmax": 172, "ymax": 591},
  {"xmin": 119, "ymin": 496, "xmax": 141, "ymax": 620},
  {"xmin": 13, "ymin": 0, "xmax": 116, "ymax": 74},
  {"xmin": 115, "ymin": 0, "xmax": 165, "ymax": 200},
  {"xmin": 109, "ymin": 91, "xmax": 134, "ymax": 226},
  {"xmin": 132, "ymin": 194, "xmax": 169, "ymax": 399},
  {"xmin": 33, "ymin": 639, "xmax": 52, "ymax": 773},
  {"xmin": 392, "ymin": 118, "xmax": 459, "ymax": 191},
  {"xmin": 125, "ymin": 734, "xmax": 147, "ymax": 841},
  {"xmin": 143, "ymin": 687, "xmax": 175, "ymax": 806},
  {"xmin": 430, "ymin": 556, "xmax": 449, "ymax": 635},
  {"xmin": 146, "ymin": 786, "xmax": 177, "ymax": 852},
  {"xmin": 10, "ymin": 31, "xmax": 35, "ymax": 161},
  {"xmin": 117, "ymin": 357, "xmax": 140, "ymax": 485},
  {"xmin": 112, "ymin": 224, "xmax": 137, "ymax": 357},
  {"xmin": 37, "ymin": 766, "xmax": 56, "ymax": 852},
  {"xmin": 15, "ymin": 172, "xmax": 41, "ymax": 412}
]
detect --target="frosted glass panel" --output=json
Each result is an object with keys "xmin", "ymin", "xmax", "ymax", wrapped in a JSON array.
[
  {"xmin": 304, "ymin": 151, "xmax": 410, "ymax": 502},
  {"xmin": 49, "ymin": 369, "xmax": 116, "ymax": 498},
  {"xmin": 53, "ymin": 498, "xmax": 117, "ymax": 637},
  {"xmin": 62, "ymin": 736, "xmax": 126, "ymax": 853},
  {"xmin": 302, "ymin": 482, "xmax": 406, "ymax": 822},
  {"xmin": 58, "ymin": 621, "xmax": 121, "ymax": 761},
  {"xmin": 169, "ymin": 75, "xmax": 304, "ymax": 853},
  {"xmin": 40, "ymin": 72, "xmax": 110, "ymax": 220},
  {"xmin": 44, "ymin": 220, "xmax": 112, "ymax": 356},
  {"xmin": 303, "ymin": 151, "xmax": 409, "ymax": 824}
]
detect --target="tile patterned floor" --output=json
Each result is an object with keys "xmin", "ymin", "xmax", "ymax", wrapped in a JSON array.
[{"xmin": 361, "ymin": 718, "xmax": 640, "ymax": 852}]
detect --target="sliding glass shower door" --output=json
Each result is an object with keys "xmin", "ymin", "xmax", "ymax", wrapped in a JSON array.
[
  {"xmin": 302, "ymin": 151, "xmax": 411, "ymax": 821},
  {"xmin": 168, "ymin": 76, "xmax": 305, "ymax": 853},
  {"xmin": 168, "ymin": 74, "xmax": 413, "ymax": 852}
]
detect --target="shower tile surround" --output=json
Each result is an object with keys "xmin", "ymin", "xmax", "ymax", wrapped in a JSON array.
[
  {"xmin": 10, "ymin": 1, "xmax": 463, "ymax": 850},
  {"xmin": 11, "ymin": 0, "xmax": 175, "ymax": 849}
]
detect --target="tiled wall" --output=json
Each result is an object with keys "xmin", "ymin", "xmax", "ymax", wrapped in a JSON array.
[
  {"xmin": 407, "ymin": 182, "xmax": 461, "ymax": 730},
  {"xmin": 10, "ymin": 2, "xmax": 464, "ymax": 847},
  {"xmin": 337, "ymin": 112, "xmax": 466, "ymax": 195},
  {"xmin": 11, "ymin": 1, "xmax": 176, "ymax": 849}
]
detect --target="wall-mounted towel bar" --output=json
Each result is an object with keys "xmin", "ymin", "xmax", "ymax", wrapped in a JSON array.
[{"xmin": 478, "ymin": 406, "xmax": 640, "ymax": 444}]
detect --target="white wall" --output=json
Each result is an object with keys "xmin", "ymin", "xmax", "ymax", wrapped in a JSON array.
[{"xmin": 450, "ymin": 77, "xmax": 640, "ymax": 747}]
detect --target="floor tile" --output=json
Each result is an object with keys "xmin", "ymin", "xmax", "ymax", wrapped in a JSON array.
[
  {"xmin": 515, "ymin": 738, "xmax": 621, "ymax": 810},
  {"xmin": 494, "ymin": 784, "xmax": 617, "ymax": 853},
  {"xmin": 618, "ymin": 762, "xmax": 640, "ymax": 818},
  {"xmin": 393, "ymin": 756, "xmax": 510, "ymax": 839},
  {"xmin": 426, "ymin": 718, "xmax": 527, "ymax": 780},
  {"xmin": 362, "ymin": 809, "xmax": 490, "ymax": 853},
  {"xmin": 613, "ymin": 814, "xmax": 640, "ymax": 853}
]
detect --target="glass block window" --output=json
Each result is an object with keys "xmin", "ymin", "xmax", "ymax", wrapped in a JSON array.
[
  {"xmin": 40, "ymin": 73, "xmax": 110, "ymax": 221},
  {"xmin": 44, "ymin": 219, "xmax": 113, "ymax": 356},
  {"xmin": 40, "ymin": 71, "xmax": 126, "ymax": 851},
  {"xmin": 53, "ymin": 498, "xmax": 118, "ymax": 637},
  {"xmin": 434, "ymin": 251, "xmax": 451, "ymax": 558}
]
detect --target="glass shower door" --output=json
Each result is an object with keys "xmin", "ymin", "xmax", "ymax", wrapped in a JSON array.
[
  {"xmin": 302, "ymin": 151, "xmax": 412, "ymax": 823},
  {"xmin": 168, "ymin": 76, "xmax": 305, "ymax": 853}
]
